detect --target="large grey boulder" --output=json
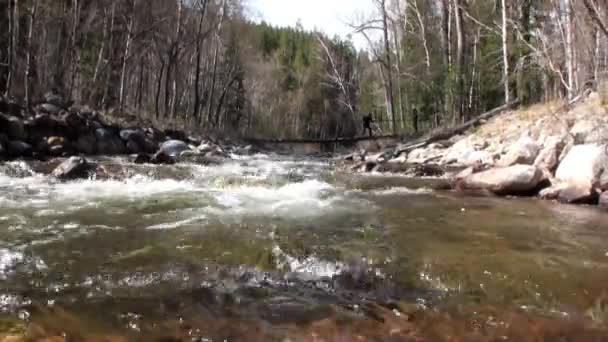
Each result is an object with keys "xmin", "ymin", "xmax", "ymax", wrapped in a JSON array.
[
  {"xmin": 499, "ymin": 135, "xmax": 540, "ymax": 167},
  {"xmin": 456, "ymin": 165, "xmax": 547, "ymax": 196},
  {"xmin": 555, "ymin": 144, "xmax": 607, "ymax": 190},
  {"xmin": 159, "ymin": 140, "xmax": 191, "ymax": 158},
  {"xmin": 52, "ymin": 156, "xmax": 90, "ymax": 180}
]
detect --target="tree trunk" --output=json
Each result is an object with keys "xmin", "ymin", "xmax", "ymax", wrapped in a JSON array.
[
  {"xmin": 501, "ymin": 0, "xmax": 510, "ymax": 104},
  {"xmin": 25, "ymin": 0, "xmax": 38, "ymax": 111},
  {"xmin": 380, "ymin": 0, "xmax": 396, "ymax": 134},
  {"xmin": 565, "ymin": 0, "xmax": 575, "ymax": 98},
  {"xmin": 119, "ymin": 0, "xmax": 137, "ymax": 113},
  {"xmin": 5, "ymin": 0, "xmax": 18, "ymax": 97},
  {"xmin": 192, "ymin": 0, "xmax": 209, "ymax": 123},
  {"xmin": 206, "ymin": 0, "xmax": 227, "ymax": 127},
  {"xmin": 452, "ymin": 0, "xmax": 465, "ymax": 123}
]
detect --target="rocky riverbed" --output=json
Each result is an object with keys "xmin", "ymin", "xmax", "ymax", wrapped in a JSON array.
[{"xmin": 342, "ymin": 92, "xmax": 608, "ymax": 208}]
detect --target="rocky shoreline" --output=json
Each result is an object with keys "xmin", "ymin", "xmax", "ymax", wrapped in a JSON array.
[
  {"xmin": 342, "ymin": 92, "xmax": 608, "ymax": 209},
  {"xmin": 0, "ymin": 93, "xmax": 256, "ymax": 180}
]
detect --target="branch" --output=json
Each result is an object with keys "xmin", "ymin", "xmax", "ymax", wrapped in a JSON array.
[{"xmin": 583, "ymin": 0, "xmax": 608, "ymax": 38}]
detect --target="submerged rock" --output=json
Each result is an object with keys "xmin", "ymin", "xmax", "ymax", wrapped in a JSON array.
[
  {"xmin": 52, "ymin": 156, "xmax": 91, "ymax": 180},
  {"xmin": 456, "ymin": 165, "xmax": 547, "ymax": 196}
]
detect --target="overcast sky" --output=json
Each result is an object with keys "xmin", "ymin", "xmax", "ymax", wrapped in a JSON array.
[{"xmin": 247, "ymin": 0, "xmax": 376, "ymax": 50}]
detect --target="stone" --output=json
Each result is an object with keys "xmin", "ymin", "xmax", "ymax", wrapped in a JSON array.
[
  {"xmin": 39, "ymin": 103, "xmax": 63, "ymax": 114},
  {"xmin": 558, "ymin": 185, "xmax": 598, "ymax": 204},
  {"xmin": 0, "ymin": 114, "xmax": 26, "ymax": 141},
  {"xmin": 7, "ymin": 140, "xmax": 33, "ymax": 157},
  {"xmin": 44, "ymin": 91, "xmax": 66, "ymax": 107},
  {"xmin": 198, "ymin": 142, "xmax": 216, "ymax": 154},
  {"xmin": 499, "ymin": 135, "xmax": 540, "ymax": 167},
  {"xmin": 159, "ymin": 140, "xmax": 191, "ymax": 158},
  {"xmin": 534, "ymin": 137, "xmax": 565, "ymax": 172},
  {"xmin": 151, "ymin": 151, "xmax": 176, "ymax": 165},
  {"xmin": 585, "ymin": 127, "xmax": 608, "ymax": 144},
  {"xmin": 74, "ymin": 134, "xmax": 97, "ymax": 155},
  {"xmin": 133, "ymin": 154, "xmax": 151, "ymax": 164},
  {"xmin": 52, "ymin": 156, "xmax": 90, "ymax": 180},
  {"xmin": 407, "ymin": 146, "xmax": 444, "ymax": 164},
  {"xmin": 95, "ymin": 128, "xmax": 125, "ymax": 155},
  {"xmin": 47, "ymin": 136, "xmax": 67, "ymax": 147},
  {"xmin": 555, "ymin": 144, "xmax": 607, "ymax": 190},
  {"xmin": 539, "ymin": 183, "xmax": 568, "ymax": 200},
  {"xmin": 456, "ymin": 165, "xmax": 547, "ymax": 196},
  {"xmin": 459, "ymin": 150, "xmax": 495, "ymax": 167},
  {"xmin": 570, "ymin": 119, "xmax": 602, "ymax": 144},
  {"xmin": 599, "ymin": 192, "xmax": 608, "ymax": 209}
]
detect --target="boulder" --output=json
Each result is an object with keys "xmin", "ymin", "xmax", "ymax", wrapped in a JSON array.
[
  {"xmin": 585, "ymin": 127, "xmax": 608, "ymax": 144},
  {"xmin": 555, "ymin": 144, "xmax": 607, "ymax": 190},
  {"xmin": 159, "ymin": 140, "xmax": 191, "ymax": 158},
  {"xmin": 456, "ymin": 165, "xmax": 547, "ymax": 196},
  {"xmin": 121, "ymin": 129, "xmax": 157, "ymax": 154},
  {"xmin": 534, "ymin": 137, "xmax": 565, "ymax": 172},
  {"xmin": 133, "ymin": 154, "xmax": 151, "ymax": 164},
  {"xmin": 39, "ymin": 103, "xmax": 63, "ymax": 114},
  {"xmin": 539, "ymin": 183, "xmax": 568, "ymax": 201},
  {"xmin": 74, "ymin": 134, "xmax": 97, "ymax": 155},
  {"xmin": 557, "ymin": 185, "xmax": 598, "ymax": 204},
  {"xmin": 52, "ymin": 156, "xmax": 90, "ymax": 180},
  {"xmin": 44, "ymin": 91, "xmax": 66, "ymax": 107},
  {"xmin": 407, "ymin": 146, "xmax": 444, "ymax": 164},
  {"xmin": 599, "ymin": 192, "xmax": 608, "ymax": 209},
  {"xmin": 95, "ymin": 128, "xmax": 125, "ymax": 155},
  {"xmin": 7, "ymin": 140, "xmax": 33, "ymax": 157},
  {"xmin": 197, "ymin": 142, "xmax": 216, "ymax": 154},
  {"xmin": 499, "ymin": 135, "xmax": 540, "ymax": 167},
  {"xmin": 570, "ymin": 119, "xmax": 602, "ymax": 144},
  {"xmin": 151, "ymin": 151, "xmax": 176, "ymax": 165},
  {"xmin": 2, "ymin": 115, "xmax": 26, "ymax": 141}
]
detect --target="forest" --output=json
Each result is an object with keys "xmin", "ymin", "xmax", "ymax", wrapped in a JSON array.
[{"xmin": 0, "ymin": 0, "xmax": 607, "ymax": 139}]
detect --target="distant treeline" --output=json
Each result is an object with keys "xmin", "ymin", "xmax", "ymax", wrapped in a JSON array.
[{"xmin": 1, "ymin": 0, "xmax": 607, "ymax": 139}]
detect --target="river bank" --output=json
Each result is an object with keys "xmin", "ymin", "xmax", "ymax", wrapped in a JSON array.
[
  {"xmin": 343, "ymin": 92, "xmax": 608, "ymax": 209},
  {"xmin": 0, "ymin": 93, "xmax": 259, "ymax": 180}
]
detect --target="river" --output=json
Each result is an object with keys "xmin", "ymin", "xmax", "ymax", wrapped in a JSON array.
[{"xmin": 1, "ymin": 154, "xmax": 608, "ymax": 340}]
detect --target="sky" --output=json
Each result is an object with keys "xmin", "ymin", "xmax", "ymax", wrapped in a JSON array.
[{"xmin": 247, "ymin": 0, "xmax": 376, "ymax": 50}]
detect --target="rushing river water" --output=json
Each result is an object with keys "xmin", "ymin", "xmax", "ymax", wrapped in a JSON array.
[{"xmin": 2, "ymin": 154, "xmax": 608, "ymax": 340}]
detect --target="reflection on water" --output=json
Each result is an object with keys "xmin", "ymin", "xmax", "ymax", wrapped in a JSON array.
[{"xmin": 1, "ymin": 155, "xmax": 608, "ymax": 340}]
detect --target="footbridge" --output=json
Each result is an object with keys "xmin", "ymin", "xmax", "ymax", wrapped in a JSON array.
[{"xmin": 242, "ymin": 135, "xmax": 403, "ymax": 154}]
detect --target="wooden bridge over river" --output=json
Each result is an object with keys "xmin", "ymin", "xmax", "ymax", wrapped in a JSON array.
[{"xmin": 243, "ymin": 135, "xmax": 404, "ymax": 154}]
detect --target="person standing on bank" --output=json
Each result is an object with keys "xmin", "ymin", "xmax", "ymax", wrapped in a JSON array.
[{"xmin": 362, "ymin": 113, "xmax": 374, "ymax": 137}]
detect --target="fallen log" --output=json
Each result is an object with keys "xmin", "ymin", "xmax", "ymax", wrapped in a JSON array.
[{"xmin": 396, "ymin": 100, "xmax": 520, "ymax": 155}]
